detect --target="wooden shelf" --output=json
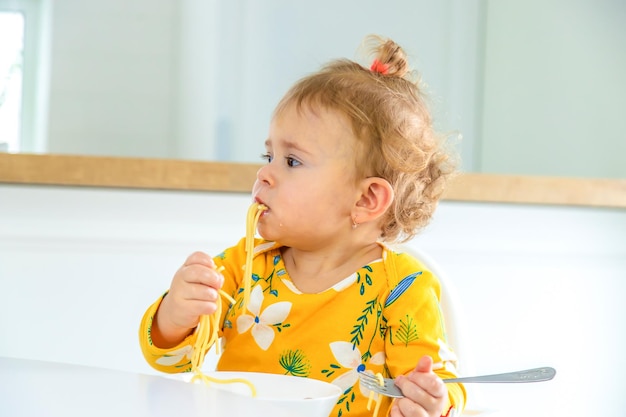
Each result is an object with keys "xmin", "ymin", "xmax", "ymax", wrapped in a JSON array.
[{"xmin": 1, "ymin": 153, "xmax": 625, "ymax": 208}]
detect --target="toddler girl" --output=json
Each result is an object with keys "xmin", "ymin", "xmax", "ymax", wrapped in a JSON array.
[{"xmin": 139, "ymin": 35, "xmax": 465, "ymax": 417}]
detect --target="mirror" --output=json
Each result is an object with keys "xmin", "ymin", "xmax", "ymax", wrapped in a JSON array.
[{"xmin": 6, "ymin": 0, "xmax": 625, "ymax": 179}]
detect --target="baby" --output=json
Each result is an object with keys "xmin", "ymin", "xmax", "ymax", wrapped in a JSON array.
[{"xmin": 139, "ymin": 35, "xmax": 465, "ymax": 417}]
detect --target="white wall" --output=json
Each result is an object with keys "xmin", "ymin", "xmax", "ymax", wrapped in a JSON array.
[
  {"xmin": 44, "ymin": 0, "xmax": 180, "ymax": 159},
  {"xmin": 205, "ymin": 0, "xmax": 481, "ymax": 166},
  {"xmin": 480, "ymin": 0, "xmax": 626, "ymax": 178},
  {"xmin": 34, "ymin": 0, "xmax": 483, "ymax": 167},
  {"xmin": 1, "ymin": 183, "xmax": 625, "ymax": 416},
  {"xmin": 17, "ymin": 0, "xmax": 626, "ymax": 177}
]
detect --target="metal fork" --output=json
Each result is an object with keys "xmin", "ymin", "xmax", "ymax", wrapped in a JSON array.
[{"xmin": 358, "ymin": 367, "xmax": 556, "ymax": 398}]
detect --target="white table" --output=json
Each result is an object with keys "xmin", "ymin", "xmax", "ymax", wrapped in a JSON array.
[{"xmin": 0, "ymin": 357, "xmax": 303, "ymax": 417}]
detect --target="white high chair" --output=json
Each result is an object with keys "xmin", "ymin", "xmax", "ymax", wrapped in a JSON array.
[{"xmin": 395, "ymin": 244, "xmax": 500, "ymax": 416}]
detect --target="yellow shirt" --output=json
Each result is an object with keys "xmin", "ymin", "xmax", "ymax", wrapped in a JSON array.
[{"xmin": 139, "ymin": 238, "xmax": 466, "ymax": 417}]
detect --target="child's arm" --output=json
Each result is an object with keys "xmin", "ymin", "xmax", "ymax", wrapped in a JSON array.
[
  {"xmin": 384, "ymin": 267, "xmax": 466, "ymax": 416},
  {"xmin": 151, "ymin": 251, "xmax": 224, "ymax": 348},
  {"xmin": 138, "ymin": 251, "xmax": 224, "ymax": 373}
]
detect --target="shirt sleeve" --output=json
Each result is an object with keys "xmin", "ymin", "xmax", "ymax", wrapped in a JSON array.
[
  {"xmin": 138, "ymin": 239, "xmax": 249, "ymax": 373},
  {"xmin": 138, "ymin": 293, "xmax": 199, "ymax": 373},
  {"xmin": 383, "ymin": 266, "xmax": 467, "ymax": 414}
]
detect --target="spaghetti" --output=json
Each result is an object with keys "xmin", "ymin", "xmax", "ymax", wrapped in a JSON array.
[
  {"xmin": 366, "ymin": 372, "xmax": 386, "ymax": 417},
  {"xmin": 243, "ymin": 202, "xmax": 267, "ymax": 310},
  {"xmin": 188, "ymin": 202, "xmax": 267, "ymax": 396}
]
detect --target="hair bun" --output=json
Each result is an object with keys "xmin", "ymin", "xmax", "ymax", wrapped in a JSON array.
[
  {"xmin": 370, "ymin": 59, "xmax": 390, "ymax": 75},
  {"xmin": 366, "ymin": 35, "xmax": 410, "ymax": 78}
]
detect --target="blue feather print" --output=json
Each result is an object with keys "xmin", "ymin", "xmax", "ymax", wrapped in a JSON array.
[{"xmin": 384, "ymin": 271, "xmax": 422, "ymax": 307}]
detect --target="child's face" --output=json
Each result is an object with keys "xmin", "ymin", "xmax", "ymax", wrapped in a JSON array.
[{"xmin": 252, "ymin": 102, "xmax": 361, "ymax": 250}]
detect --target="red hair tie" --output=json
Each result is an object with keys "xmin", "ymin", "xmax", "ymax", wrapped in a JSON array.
[{"xmin": 370, "ymin": 59, "xmax": 389, "ymax": 75}]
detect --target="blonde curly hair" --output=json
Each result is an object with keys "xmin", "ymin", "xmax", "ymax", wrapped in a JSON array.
[{"xmin": 274, "ymin": 35, "xmax": 457, "ymax": 243}]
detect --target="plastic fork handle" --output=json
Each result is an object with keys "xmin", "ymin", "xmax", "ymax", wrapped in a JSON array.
[{"xmin": 443, "ymin": 367, "xmax": 556, "ymax": 384}]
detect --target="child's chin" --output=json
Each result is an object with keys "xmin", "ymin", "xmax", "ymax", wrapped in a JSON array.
[
  {"xmin": 256, "ymin": 226, "xmax": 271, "ymax": 240},
  {"xmin": 257, "ymin": 227, "xmax": 284, "ymax": 243}
]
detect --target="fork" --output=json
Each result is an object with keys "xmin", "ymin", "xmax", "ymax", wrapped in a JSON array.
[{"xmin": 358, "ymin": 367, "xmax": 557, "ymax": 398}]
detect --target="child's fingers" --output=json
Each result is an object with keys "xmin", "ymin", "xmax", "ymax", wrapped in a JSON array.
[
  {"xmin": 394, "ymin": 374, "xmax": 447, "ymax": 417},
  {"xmin": 416, "ymin": 355, "xmax": 433, "ymax": 373},
  {"xmin": 405, "ymin": 372, "xmax": 446, "ymax": 399},
  {"xmin": 396, "ymin": 374, "xmax": 443, "ymax": 402},
  {"xmin": 191, "ymin": 265, "xmax": 224, "ymax": 288},
  {"xmin": 407, "ymin": 356, "xmax": 446, "ymax": 398},
  {"xmin": 177, "ymin": 253, "xmax": 224, "ymax": 289},
  {"xmin": 183, "ymin": 251, "xmax": 216, "ymax": 268},
  {"xmin": 392, "ymin": 398, "xmax": 428, "ymax": 417},
  {"xmin": 392, "ymin": 355, "xmax": 447, "ymax": 416}
]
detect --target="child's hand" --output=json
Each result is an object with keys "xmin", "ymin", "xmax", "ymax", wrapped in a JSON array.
[
  {"xmin": 151, "ymin": 252, "xmax": 224, "ymax": 348},
  {"xmin": 390, "ymin": 356, "xmax": 448, "ymax": 417}
]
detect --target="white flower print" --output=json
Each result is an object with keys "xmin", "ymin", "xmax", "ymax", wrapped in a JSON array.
[
  {"xmin": 328, "ymin": 341, "xmax": 385, "ymax": 395},
  {"xmin": 433, "ymin": 338, "xmax": 459, "ymax": 373},
  {"xmin": 155, "ymin": 345, "xmax": 193, "ymax": 366},
  {"xmin": 236, "ymin": 284, "xmax": 292, "ymax": 350}
]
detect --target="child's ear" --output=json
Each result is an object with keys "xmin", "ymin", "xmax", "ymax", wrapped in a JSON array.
[{"xmin": 353, "ymin": 177, "xmax": 394, "ymax": 223}]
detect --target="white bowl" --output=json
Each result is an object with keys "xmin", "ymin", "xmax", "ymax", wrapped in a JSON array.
[{"xmin": 177, "ymin": 371, "xmax": 342, "ymax": 417}]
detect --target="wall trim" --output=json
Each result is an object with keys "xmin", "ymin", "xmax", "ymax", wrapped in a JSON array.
[{"xmin": 1, "ymin": 153, "xmax": 625, "ymax": 208}]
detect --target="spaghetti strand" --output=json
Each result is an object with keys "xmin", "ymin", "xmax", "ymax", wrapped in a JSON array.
[
  {"xmin": 187, "ymin": 202, "xmax": 267, "ymax": 396},
  {"xmin": 243, "ymin": 203, "xmax": 267, "ymax": 309}
]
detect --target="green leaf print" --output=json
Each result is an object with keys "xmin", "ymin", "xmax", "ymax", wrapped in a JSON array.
[
  {"xmin": 379, "ymin": 316, "xmax": 388, "ymax": 339},
  {"xmin": 350, "ymin": 299, "xmax": 376, "ymax": 348},
  {"xmin": 273, "ymin": 322, "xmax": 291, "ymax": 332},
  {"xmin": 147, "ymin": 315, "xmax": 154, "ymax": 345},
  {"xmin": 356, "ymin": 268, "xmax": 374, "ymax": 296},
  {"xmin": 321, "ymin": 363, "xmax": 341, "ymax": 378},
  {"xmin": 279, "ymin": 349, "xmax": 311, "ymax": 377},
  {"xmin": 396, "ymin": 315, "xmax": 420, "ymax": 346},
  {"xmin": 335, "ymin": 386, "xmax": 355, "ymax": 417}
]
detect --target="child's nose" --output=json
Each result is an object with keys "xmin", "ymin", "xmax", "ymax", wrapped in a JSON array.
[{"xmin": 256, "ymin": 163, "xmax": 273, "ymax": 185}]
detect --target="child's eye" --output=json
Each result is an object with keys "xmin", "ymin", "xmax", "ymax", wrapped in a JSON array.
[
  {"xmin": 260, "ymin": 153, "xmax": 272, "ymax": 163},
  {"xmin": 285, "ymin": 156, "xmax": 301, "ymax": 167}
]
